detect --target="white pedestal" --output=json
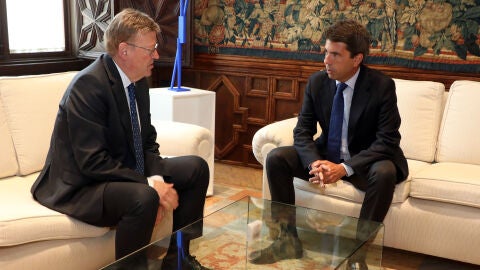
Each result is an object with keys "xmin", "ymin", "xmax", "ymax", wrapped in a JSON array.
[{"xmin": 149, "ymin": 87, "xmax": 215, "ymax": 196}]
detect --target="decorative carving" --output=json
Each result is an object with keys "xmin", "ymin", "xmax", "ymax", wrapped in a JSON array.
[
  {"xmin": 245, "ymin": 76, "xmax": 269, "ymax": 125},
  {"xmin": 77, "ymin": 0, "xmax": 113, "ymax": 58},
  {"xmin": 208, "ymin": 75, "xmax": 248, "ymax": 159}
]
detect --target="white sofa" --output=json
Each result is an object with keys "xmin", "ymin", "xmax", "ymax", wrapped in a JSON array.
[
  {"xmin": 252, "ymin": 78, "xmax": 480, "ymax": 265},
  {"xmin": 0, "ymin": 72, "xmax": 214, "ymax": 270}
]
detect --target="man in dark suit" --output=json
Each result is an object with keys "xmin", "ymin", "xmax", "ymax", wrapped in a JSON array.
[
  {"xmin": 250, "ymin": 20, "xmax": 408, "ymax": 268},
  {"xmin": 31, "ymin": 8, "xmax": 210, "ymax": 269}
]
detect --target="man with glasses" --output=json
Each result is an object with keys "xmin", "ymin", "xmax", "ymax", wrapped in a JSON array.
[
  {"xmin": 31, "ymin": 8, "xmax": 210, "ymax": 269},
  {"xmin": 126, "ymin": 42, "xmax": 159, "ymax": 55}
]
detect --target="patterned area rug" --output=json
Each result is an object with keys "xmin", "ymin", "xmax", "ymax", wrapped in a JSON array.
[
  {"xmin": 194, "ymin": 233, "xmax": 336, "ymax": 269},
  {"xmin": 197, "ymin": 185, "xmax": 388, "ymax": 269},
  {"xmin": 190, "ymin": 230, "xmax": 384, "ymax": 270},
  {"xmin": 200, "ymin": 183, "xmax": 479, "ymax": 270}
]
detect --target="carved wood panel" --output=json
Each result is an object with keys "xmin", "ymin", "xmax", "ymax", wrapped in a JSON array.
[
  {"xmin": 155, "ymin": 53, "xmax": 480, "ymax": 168},
  {"xmin": 76, "ymin": 0, "xmax": 113, "ymax": 57},
  {"xmin": 152, "ymin": 55, "xmax": 307, "ymax": 167}
]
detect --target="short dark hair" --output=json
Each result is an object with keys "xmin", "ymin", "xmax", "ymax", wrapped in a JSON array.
[{"xmin": 324, "ymin": 20, "xmax": 370, "ymax": 59}]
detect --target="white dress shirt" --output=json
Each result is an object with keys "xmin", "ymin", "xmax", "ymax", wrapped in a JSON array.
[{"xmin": 337, "ymin": 68, "xmax": 360, "ymax": 177}]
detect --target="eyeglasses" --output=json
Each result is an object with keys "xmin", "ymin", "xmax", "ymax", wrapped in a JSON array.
[{"xmin": 126, "ymin": 42, "xmax": 158, "ymax": 56}]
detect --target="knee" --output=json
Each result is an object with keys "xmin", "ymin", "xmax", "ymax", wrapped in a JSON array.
[
  {"xmin": 131, "ymin": 187, "xmax": 159, "ymax": 215},
  {"xmin": 194, "ymin": 155, "xmax": 209, "ymax": 175},
  {"xmin": 192, "ymin": 155, "xmax": 209, "ymax": 171},
  {"xmin": 368, "ymin": 160, "xmax": 396, "ymax": 190},
  {"xmin": 189, "ymin": 156, "xmax": 210, "ymax": 185},
  {"xmin": 266, "ymin": 147, "xmax": 286, "ymax": 168}
]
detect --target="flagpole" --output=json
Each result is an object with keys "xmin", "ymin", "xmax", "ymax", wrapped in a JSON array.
[{"xmin": 169, "ymin": 0, "xmax": 190, "ymax": 92}]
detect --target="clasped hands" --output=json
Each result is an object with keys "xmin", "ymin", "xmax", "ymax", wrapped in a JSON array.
[
  {"xmin": 308, "ymin": 160, "xmax": 346, "ymax": 188},
  {"xmin": 148, "ymin": 175, "xmax": 179, "ymax": 225}
]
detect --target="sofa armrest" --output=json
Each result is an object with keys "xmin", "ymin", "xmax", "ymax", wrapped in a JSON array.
[
  {"xmin": 152, "ymin": 120, "xmax": 213, "ymax": 161},
  {"xmin": 252, "ymin": 117, "xmax": 299, "ymax": 165},
  {"xmin": 252, "ymin": 117, "xmax": 323, "ymax": 165},
  {"xmin": 252, "ymin": 118, "xmax": 298, "ymax": 199},
  {"xmin": 252, "ymin": 117, "xmax": 322, "ymax": 199}
]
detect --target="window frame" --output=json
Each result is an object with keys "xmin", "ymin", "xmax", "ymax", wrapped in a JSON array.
[{"xmin": 0, "ymin": 0, "xmax": 89, "ymax": 76}]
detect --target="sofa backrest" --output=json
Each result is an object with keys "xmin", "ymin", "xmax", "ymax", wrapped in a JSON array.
[
  {"xmin": 436, "ymin": 80, "xmax": 480, "ymax": 164},
  {"xmin": 0, "ymin": 72, "xmax": 78, "ymax": 176},
  {"xmin": 0, "ymin": 97, "xmax": 18, "ymax": 178},
  {"xmin": 394, "ymin": 78, "xmax": 445, "ymax": 163}
]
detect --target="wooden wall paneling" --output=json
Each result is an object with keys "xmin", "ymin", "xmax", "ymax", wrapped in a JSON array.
[
  {"xmin": 243, "ymin": 76, "xmax": 270, "ymax": 167},
  {"xmin": 208, "ymin": 74, "xmax": 248, "ymax": 163},
  {"xmin": 179, "ymin": 53, "xmax": 480, "ymax": 167},
  {"xmin": 245, "ymin": 75, "xmax": 269, "ymax": 126},
  {"xmin": 178, "ymin": 66, "xmax": 276, "ymax": 166},
  {"xmin": 178, "ymin": 55, "xmax": 299, "ymax": 166},
  {"xmin": 272, "ymin": 77, "xmax": 304, "ymax": 121}
]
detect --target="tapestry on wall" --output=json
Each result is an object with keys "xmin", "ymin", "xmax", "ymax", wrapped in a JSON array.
[{"xmin": 193, "ymin": 0, "xmax": 480, "ymax": 73}]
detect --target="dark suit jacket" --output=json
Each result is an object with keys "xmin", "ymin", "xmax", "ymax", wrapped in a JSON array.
[
  {"xmin": 31, "ymin": 54, "xmax": 167, "ymax": 223},
  {"xmin": 294, "ymin": 65, "xmax": 408, "ymax": 182}
]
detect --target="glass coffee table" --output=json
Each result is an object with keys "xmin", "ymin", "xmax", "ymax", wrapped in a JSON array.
[{"xmin": 101, "ymin": 196, "xmax": 384, "ymax": 269}]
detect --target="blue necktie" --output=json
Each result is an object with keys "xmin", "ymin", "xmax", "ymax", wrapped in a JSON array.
[
  {"xmin": 127, "ymin": 83, "xmax": 145, "ymax": 175},
  {"xmin": 327, "ymin": 82, "xmax": 348, "ymax": 163}
]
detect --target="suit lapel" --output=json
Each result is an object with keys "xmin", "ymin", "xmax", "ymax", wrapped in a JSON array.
[
  {"xmin": 321, "ymin": 79, "xmax": 337, "ymax": 127},
  {"xmin": 348, "ymin": 66, "xmax": 371, "ymax": 142},
  {"xmin": 103, "ymin": 55, "xmax": 136, "ymax": 154}
]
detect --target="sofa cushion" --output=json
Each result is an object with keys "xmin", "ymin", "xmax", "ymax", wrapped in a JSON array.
[
  {"xmin": 436, "ymin": 80, "xmax": 480, "ymax": 164},
  {"xmin": 0, "ymin": 98, "xmax": 18, "ymax": 178},
  {"xmin": 0, "ymin": 72, "xmax": 77, "ymax": 175},
  {"xmin": 294, "ymin": 159, "xmax": 430, "ymax": 204},
  {"xmin": 394, "ymin": 78, "xmax": 445, "ymax": 163},
  {"xmin": 0, "ymin": 173, "xmax": 109, "ymax": 247},
  {"xmin": 411, "ymin": 162, "xmax": 480, "ymax": 209}
]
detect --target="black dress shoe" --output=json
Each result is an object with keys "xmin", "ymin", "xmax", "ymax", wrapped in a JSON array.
[
  {"xmin": 346, "ymin": 259, "xmax": 368, "ymax": 270},
  {"xmin": 249, "ymin": 234, "xmax": 303, "ymax": 264},
  {"xmin": 161, "ymin": 252, "xmax": 212, "ymax": 270},
  {"xmin": 181, "ymin": 254, "xmax": 212, "ymax": 270}
]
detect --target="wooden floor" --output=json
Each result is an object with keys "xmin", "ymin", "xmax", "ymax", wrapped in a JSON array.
[{"xmin": 212, "ymin": 162, "xmax": 479, "ymax": 270}]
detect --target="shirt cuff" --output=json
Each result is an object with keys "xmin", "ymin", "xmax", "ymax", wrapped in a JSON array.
[
  {"xmin": 147, "ymin": 175, "xmax": 165, "ymax": 187},
  {"xmin": 341, "ymin": 163, "xmax": 354, "ymax": 177}
]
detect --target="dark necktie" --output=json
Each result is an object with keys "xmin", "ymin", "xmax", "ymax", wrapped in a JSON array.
[
  {"xmin": 327, "ymin": 82, "xmax": 348, "ymax": 163},
  {"xmin": 127, "ymin": 83, "xmax": 145, "ymax": 174}
]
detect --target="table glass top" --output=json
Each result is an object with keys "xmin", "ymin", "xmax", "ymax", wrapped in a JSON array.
[{"xmin": 101, "ymin": 196, "xmax": 384, "ymax": 269}]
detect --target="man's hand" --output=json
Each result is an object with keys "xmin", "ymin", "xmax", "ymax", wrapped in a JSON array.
[
  {"xmin": 155, "ymin": 205, "xmax": 165, "ymax": 225},
  {"xmin": 153, "ymin": 181, "xmax": 179, "ymax": 212},
  {"xmin": 308, "ymin": 160, "xmax": 346, "ymax": 187}
]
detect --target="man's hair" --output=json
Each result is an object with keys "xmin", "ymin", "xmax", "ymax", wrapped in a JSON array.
[
  {"xmin": 324, "ymin": 20, "xmax": 370, "ymax": 59},
  {"xmin": 104, "ymin": 8, "xmax": 160, "ymax": 56}
]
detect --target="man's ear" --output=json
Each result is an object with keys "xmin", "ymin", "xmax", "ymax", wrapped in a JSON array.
[
  {"xmin": 354, "ymin": 53, "xmax": 364, "ymax": 66},
  {"xmin": 118, "ymin": 42, "xmax": 128, "ymax": 58}
]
